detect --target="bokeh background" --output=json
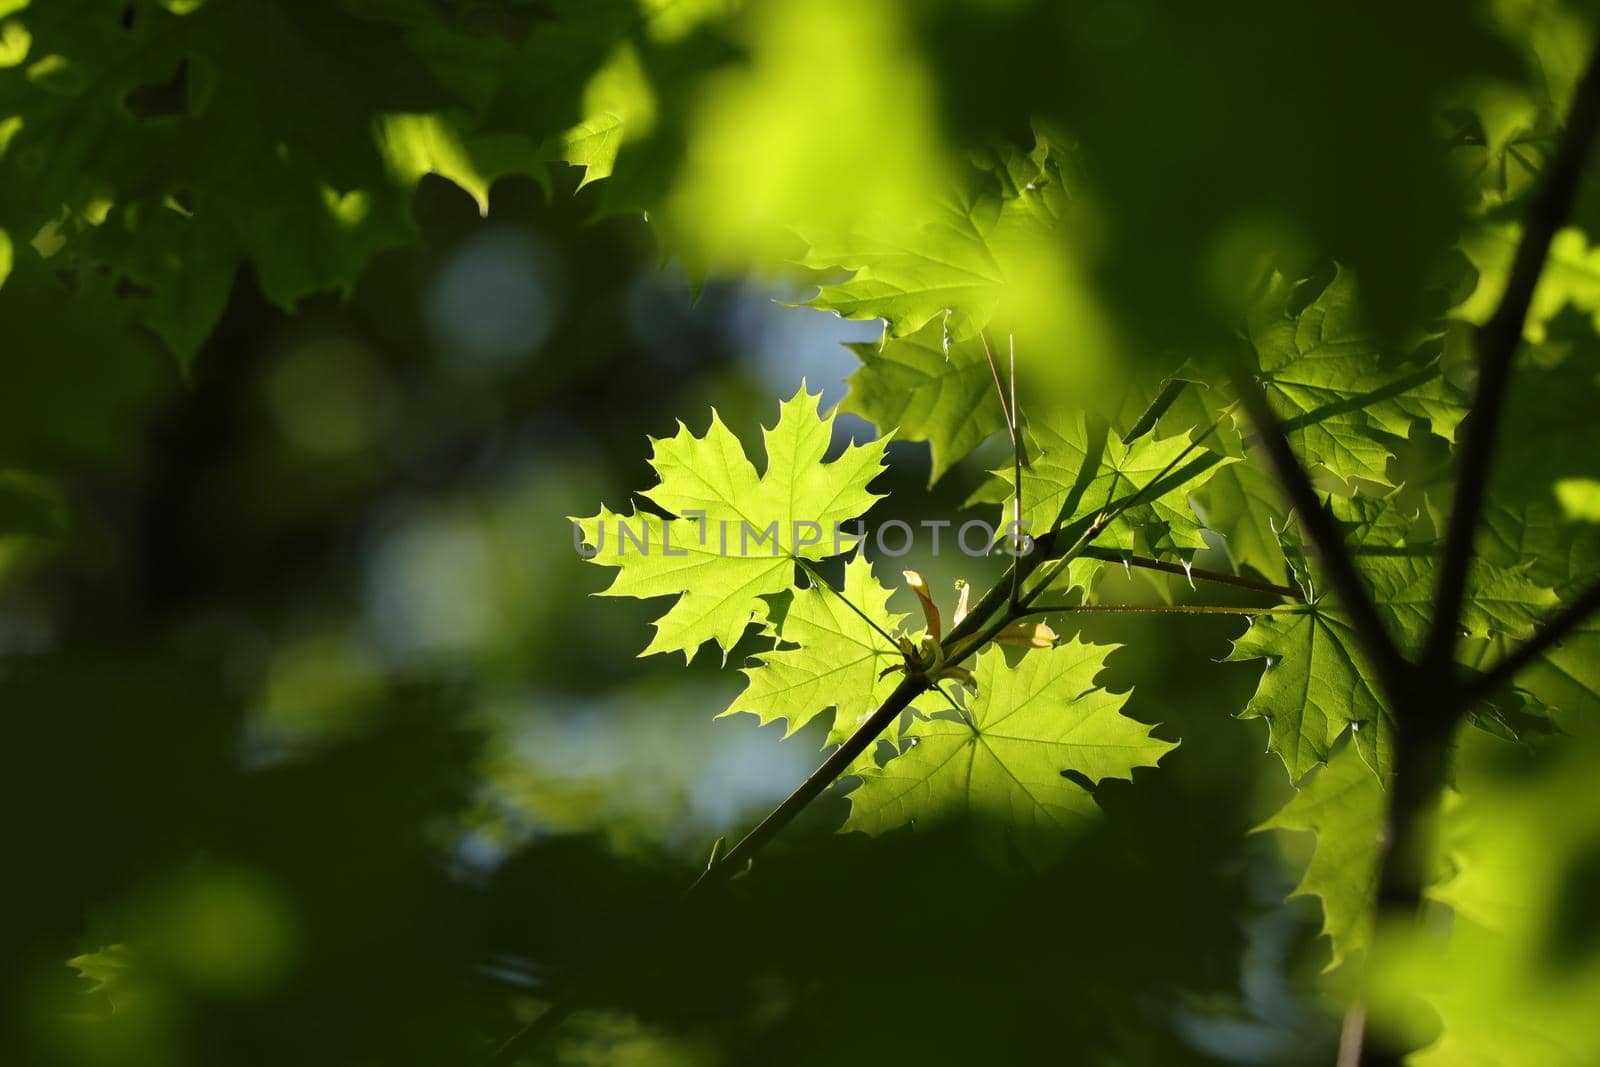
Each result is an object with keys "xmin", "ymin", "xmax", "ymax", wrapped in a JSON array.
[
  {"xmin": 0, "ymin": 162, "xmax": 1337, "ymax": 1065},
  {"xmin": 4, "ymin": 0, "xmax": 1594, "ymax": 1063}
]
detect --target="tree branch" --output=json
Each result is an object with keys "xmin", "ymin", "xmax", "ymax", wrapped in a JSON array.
[
  {"xmin": 1354, "ymin": 49, "xmax": 1600, "ymax": 1066},
  {"xmin": 1459, "ymin": 578, "xmax": 1600, "ymax": 710},
  {"xmin": 693, "ymin": 672, "xmax": 927, "ymax": 890},
  {"xmin": 1421, "ymin": 40, "xmax": 1600, "ymax": 679},
  {"xmin": 1223, "ymin": 363, "xmax": 1411, "ymax": 704}
]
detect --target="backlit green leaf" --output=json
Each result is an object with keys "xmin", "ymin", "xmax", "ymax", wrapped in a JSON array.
[
  {"xmin": 722, "ymin": 551, "xmax": 924, "ymax": 745},
  {"xmin": 1258, "ymin": 743, "xmax": 1382, "ymax": 970},
  {"xmin": 575, "ymin": 386, "xmax": 888, "ymax": 661},
  {"xmin": 845, "ymin": 640, "xmax": 1174, "ymax": 865},
  {"xmin": 839, "ymin": 321, "xmax": 1007, "ymax": 484}
]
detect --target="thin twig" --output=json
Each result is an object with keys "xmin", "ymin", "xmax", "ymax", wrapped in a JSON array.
[
  {"xmin": 1421, "ymin": 40, "xmax": 1600, "ymax": 679},
  {"xmin": 979, "ymin": 329, "xmax": 1016, "ymax": 433},
  {"xmin": 1337, "ymin": 1002, "xmax": 1368, "ymax": 1067},
  {"xmin": 980, "ymin": 329, "xmax": 1030, "ymax": 606}
]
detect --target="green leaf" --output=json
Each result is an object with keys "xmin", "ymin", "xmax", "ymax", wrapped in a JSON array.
[
  {"xmin": 1228, "ymin": 495, "xmax": 1555, "ymax": 783},
  {"xmin": 803, "ymin": 140, "xmax": 1072, "ymax": 340},
  {"xmin": 68, "ymin": 944, "xmax": 137, "ymax": 1010},
  {"xmin": 1258, "ymin": 743, "xmax": 1382, "ymax": 971},
  {"xmin": 1229, "ymin": 599, "xmax": 1390, "ymax": 783},
  {"xmin": 1000, "ymin": 408, "xmax": 1228, "ymax": 556},
  {"xmin": 722, "ymin": 552, "xmax": 918, "ymax": 745},
  {"xmin": 1500, "ymin": 621, "xmax": 1600, "ymax": 730},
  {"xmin": 0, "ymin": 0, "xmax": 737, "ymax": 364},
  {"xmin": 0, "ymin": 0, "xmax": 463, "ymax": 362},
  {"xmin": 375, "ymin": 112, "xmax": 543, "ymax": 216},
  {"xmin": 1462, "ymin": 526, "xmax": 1600, "ymax": 731},
  {"xmin": 1333, "ymin": 496, "xmax": 1559, "ymax": 654},
  {"xmin": 839, "ymin": 321, "xmax": 1007, "ymax": 484},
  {"xmin": 1246, "ymin": 265, "xmax": 1467, "ymax": 491},
  {"xmin": 1189, "ymin": 457, "xmax": 1292, "ymax": 587},
  {"xmin": 845, "ymin": 640, "xmax": 1175, "ymax": 865},
  {"xmin": 575, "ymin": 386, "xmax": 888, "ymax": 661},
  {"xmin": 549, "ymin": 111, "xmax": 624, "ymax": 188},
  {"xmin": 1232, "ymin": 497, "xmax": 1558, "ymax": 782}
]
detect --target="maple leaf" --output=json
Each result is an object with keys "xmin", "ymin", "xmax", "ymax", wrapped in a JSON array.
[
  {"xmin": 1257, "ymin": 744, "xmax": 1382, "ymax": 971},
  {"xmin": 999, "ymin": 409, "xmax": 1227, "ymax": 556},
  {"xmin": 844, "ymin": 640, "xmax": 1175, "ymax": 866},
  {"xmin": 839, "ymin": 321, "xmax": 1009, "ymax": 485},
  {"xmin": 1244, "ymin": 265, "xmax": 1468, "ymax": 491},
  {"xmin": 0, "ymin": 0, "xmax": 735, "ymax": 366},
  {"xmin": 1228, "ymin": 596, "xmax": 1393, "ymax": 783},
  {"xmin": 722, "ymin": 551, "xmax": 929, "ymax": 746},
  {"xmin": 1231, "ymin": 497, "xmax": 1557, "ymax": 782},
  {"xmin": 1189, "ymin": 458, "xmax": 1293, "ymax": 587},
  {"xmin": 574, "ymin": 386, "xmax": 888, "ymax": 661},
  {"xmin": 802, "ymin": 139, "xmax": 1073, "ymax": 341},
  {"xmin": 1464, "ymin": 518, "xmax": 1600, "ymax": 733}
]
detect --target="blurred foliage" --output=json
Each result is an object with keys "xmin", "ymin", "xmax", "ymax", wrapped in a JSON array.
[{"xmin": 3, "ymin": 1, "xmax": 1600, "ymax": 1065}]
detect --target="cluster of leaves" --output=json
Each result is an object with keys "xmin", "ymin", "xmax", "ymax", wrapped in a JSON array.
[
  {"xmin": 9, "ymin": 0, "xmax": 1600, "ymax": 1061},
  {"xmin": 574, "ymin": 385, "xmax": 1178, "ymax": 868},
  {"xmin": 0, "ymin": 0, "xmax": 735, "ymax": 368},
  {"xmin": 579, "ymin": 108, "xmax": 1600, "ymax": 1061},
  {"xmin": 579, "ymin": 241, "xmax": 1579, "ymax": 849}
]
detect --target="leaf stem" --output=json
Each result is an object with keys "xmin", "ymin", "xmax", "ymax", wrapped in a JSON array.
[
  {"xmin": 979, "ymin": 329, "xmax": 1016, "ymax": 438},
  {"xmin": 1016, "ymin": 602, "xmax": 1294, "ymax": 618},
  {"xmin": 794, "ymin": 557, "xmax": 901, "ymax": 654},
  {"xmin": 1079, "ymin": 546, "xmax": 1303, "ymax": 601},
  {"xmin": 982, "ymin": 330, "xmax": 1029, "ymax": 607},
  {"xmin": 1008, "ymin": 334, "xmax": 1025, "ymax": 608}
]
